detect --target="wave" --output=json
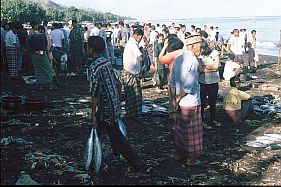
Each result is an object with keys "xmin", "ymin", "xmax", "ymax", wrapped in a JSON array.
[{"xmin": 256, "ymin": 41, "xmax": 279, "ymax": 49}]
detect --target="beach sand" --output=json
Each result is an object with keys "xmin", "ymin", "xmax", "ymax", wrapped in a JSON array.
[{"xmin": 1, "ymin": 53, "xmax": 280, "ymax": 185}]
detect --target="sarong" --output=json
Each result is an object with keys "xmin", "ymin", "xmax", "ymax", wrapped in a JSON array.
[
  {"xmin": 6, "ymin": 46, "xmax": 18, "ymax": 77},
  {"xmin": 122, "ymin": 70, "xmax": 142, "ymax": 117},
  {"xmin": 31, "ymin": 52, "xmax": 53, "ymax": 84},
  {"xmin": 174, "ymin": 105, "xmax": 203, "ymax": 158},
  {"xmin": 70, "ymin": 41, "xmax": 84, "ymax": 65},
  {"xmin": 224, "ymin": 99, "xmax": 253, "ymax": 124}
]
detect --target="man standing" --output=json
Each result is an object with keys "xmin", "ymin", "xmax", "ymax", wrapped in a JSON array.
[
  {"xmin": 88, "ymin": 36, "xmax": 146, "ymax": 178},
  {"xmin": 170, "ymin": 34, "xmax": 203, "ymax": 166},
  {"xmin": 247, "ymin": 30, "xmax": 259, "ymax": 68},
  {"xmin": 122, "ymin": 28, "xmax": 144, "ymax": 118},
  {"xmin": 5, "ymin": 23, "xmax": 20, "ymax": 79},
  {"xmin": 69, "ymin": 20, "xmax": 84, "ymax": 72},
  {"xmin": 228, "ymin": 29, "xmax": 244, "ymax": 66},
  {"xmin": 50, "ymin": 22, "xmax": 65, "ymax": 73}
]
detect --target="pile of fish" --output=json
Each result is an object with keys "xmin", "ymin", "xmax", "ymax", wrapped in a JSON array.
[
  {"xmin": 253, "ymin": 96, "xmax": 281, "ymax": 115},
  {"xmin": 121, "ymin": 100, "xmax": 170, "ymax": 116},
  {"xmin": 142, "ymin": 100, "xmax": 170, "ymax": 115}
]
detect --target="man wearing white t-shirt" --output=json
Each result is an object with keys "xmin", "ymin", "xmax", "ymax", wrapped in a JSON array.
[
  {"xmin": 223, "ymin": 53, "xmax": 241, "ymax": 81},
  {"xmin": 50, "ymin": 23, "xmax": 64, "ymax": 70},
  {"xmin": 122, "ymin": 28, "xmax": 144, "ymax": 118},
  {"xmin": 228, "ymin": 29, "xmax": 244, "ymax": 66}
]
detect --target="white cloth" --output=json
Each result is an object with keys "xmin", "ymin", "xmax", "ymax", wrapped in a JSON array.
[
  {"xmin": 50, "ymin": 29, "xmax": 64, "ymax": 48},
  {"xmin": 123, "ymin": 37, "xmax": 142, "ymax": 75},
  {"xmin": 223, "ymin": 60, "xmax": 241, "ymax": 80}
]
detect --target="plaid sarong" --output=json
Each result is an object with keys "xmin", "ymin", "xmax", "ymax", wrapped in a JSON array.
[
  {"xmin": 70, "ymin": 41, "xmax": 84, "ymax": 65},
  {"xmin": 5, "ymin": 46, "xmax": 18, "ymax": 77},
  {"xmin": 174, "ymin": 105, "xmax": 203, "ymax": 158},
  {"xmin": 122, "ymin": 70, "xmax": 142, "ymax": 117},
  {"xmin": 31, "ymin": 52, "xmax": 53, "ymax": 84}
]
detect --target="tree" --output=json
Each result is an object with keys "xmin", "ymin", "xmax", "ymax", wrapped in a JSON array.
[{"xmin": 1, "ymin": 0, "xmax": 45, "ymax": 23}]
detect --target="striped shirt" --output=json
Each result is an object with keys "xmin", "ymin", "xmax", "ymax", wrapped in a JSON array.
[{"xmin": 89, "ymin": 56, "xmax": 121, "ymax": 124}]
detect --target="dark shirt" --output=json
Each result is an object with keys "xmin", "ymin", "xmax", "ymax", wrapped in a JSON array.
[
  {"xmin": 248, "ymin": 48, "xmax": 255, "ymax": 62},
  {"xmin": 28, "ymin": 33, "xmax": 48, "ymax": 52},
  {"xmin": 154, "ymin": 42, "xmax": 165, "ymax": 70}
]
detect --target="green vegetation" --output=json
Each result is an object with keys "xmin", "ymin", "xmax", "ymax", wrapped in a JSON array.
[{"xmin": 1, "ymin": 0, "xmax": 135, "ymax": 23}]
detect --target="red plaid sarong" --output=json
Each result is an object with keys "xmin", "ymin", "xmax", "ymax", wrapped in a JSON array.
[{"xmin": 174, "ymin": 105, "xmax": 203, "ymax": 158}]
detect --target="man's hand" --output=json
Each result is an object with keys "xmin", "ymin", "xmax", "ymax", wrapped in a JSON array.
[{"xmin": 92, "ymin": 116, "xmax": 97, "ymax": 128}]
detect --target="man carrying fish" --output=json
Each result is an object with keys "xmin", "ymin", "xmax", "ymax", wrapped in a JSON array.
[{"xmin": 87, "ymin": 36, "xmax": 147, "ymax": 178}]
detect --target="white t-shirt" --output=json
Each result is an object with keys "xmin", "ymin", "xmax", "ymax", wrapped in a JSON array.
[
  {"xmin": 228, "ymin": 36, "xmax": 243, "ymax": 55},
  {"xmin": 50, "ymin": 29, "xmax": 64, "ymax": 48},
  {"xmin": 90, "ymin": 27, "xmax": 99, "ymax": 36},
  {"xmin": 123, "ymin": 37, "xmax": 142, "ymax": 75},
  {"xmin": 223, "ymin": 60, "xmax": 241, "ymax": 80},
  {"xmin": 170, "ymin": 50, "xmax": 201, "ymax": 107},
  {"xmin": 149, "ymin": 30, "xmax": 158, "ymax": 45}
]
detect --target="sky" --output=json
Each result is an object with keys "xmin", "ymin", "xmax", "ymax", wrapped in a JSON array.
[{"xmin": 52, "ymin": 0, "xmax": 281, "ymax": 20}]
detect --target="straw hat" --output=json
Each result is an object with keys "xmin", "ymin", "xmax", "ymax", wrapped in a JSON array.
[{"xmin": 185, "ymin": 34, "xmax": 202, "ymax": 46}]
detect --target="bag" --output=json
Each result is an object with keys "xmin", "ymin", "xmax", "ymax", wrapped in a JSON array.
[{"xmin": 60, "ymin": 53, "xmax": 68, "ymax": 70}]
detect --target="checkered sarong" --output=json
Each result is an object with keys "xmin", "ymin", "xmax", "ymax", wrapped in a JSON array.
[
  {"xmin": 174, "ymin": 105, "xmax": 203, "ymax": 158},
  {"xmin": 70, "ymin": 41, "xmax": 84, "ymax": 65},
  {"xmin": 122, "ymin": 70, "xmax": 142, "ymax": 117},
  {"xmin": 5, "ymin": 46, "xmax": 18, "ymax": 77},
  {"xmin": 31, "ymin": 52, "xmax": 53, "ymax": 84}
]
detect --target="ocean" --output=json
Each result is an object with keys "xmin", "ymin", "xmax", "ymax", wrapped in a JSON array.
[{"xmin": 140, "ymin": 16, "xmax": 281, "ymax": 57}]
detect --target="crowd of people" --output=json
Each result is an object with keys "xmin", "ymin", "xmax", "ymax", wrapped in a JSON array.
[{"xmin": 1, "ymin": 19, "xmax": 258, "ymax": 178}]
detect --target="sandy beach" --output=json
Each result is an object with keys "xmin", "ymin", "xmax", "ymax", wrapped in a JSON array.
[{"xmin": 1, "ymin": 52, "xmax": 280, "ymax": 185}]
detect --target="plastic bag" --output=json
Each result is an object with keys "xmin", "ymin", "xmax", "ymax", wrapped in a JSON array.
[{"xmin": 60, "ymin": 53, "xmax": 68, "ymax": 70}]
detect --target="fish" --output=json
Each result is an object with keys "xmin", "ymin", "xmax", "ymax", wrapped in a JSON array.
[
  {"xmin": 93, "ymin": 128, "xmax": 102, "ymax": 174},
  {"xmin": 117, "ymin": 119, "xmax": 128, "ymax": 140},
  {"xmin": 83, "ymin": 128, "xmax": 94, "ymax": 171}
]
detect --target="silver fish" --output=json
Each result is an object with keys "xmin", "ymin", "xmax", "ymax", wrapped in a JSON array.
[
  {"xmin": 93, "ymin": 128, "xmax": 102, "ymax": 174},
  {"xmin": 83, "ymin": 128, "xmax": 94, "ymax": 171},
  {"xmin": 117, "ymin": 119, "xmax": 128, "ymax": 140}
]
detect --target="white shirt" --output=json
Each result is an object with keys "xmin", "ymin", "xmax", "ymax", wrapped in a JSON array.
[
  {"xmin": 149, "ymin": 30, "xmax": 158, "ymax": 45},
  {"xmin": 170, "ymin": 50, "xmax": 201, "ymax": 107},
  {"xmin": 90, "ymin": 27, "xmax": 99, "ymax": 36},
  {"xmin": 228, "ymin": 36, "xmax": 243, "ymax": 55},
  {"xmin": 50, "ymin": 29, "xmax": 64, "ymax": 48},
  {"xmin": 123, "ymin": 37, "xmax": 142, "ymax": 75},
  {"xmin": 223, "ymin": 60, "xmax": 241, "ymax": 80}
]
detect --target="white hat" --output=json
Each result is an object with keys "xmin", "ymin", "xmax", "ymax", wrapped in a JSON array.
[{"xmin": 185, "ymin": 34, "xmax": 202, "ymax": 46}]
